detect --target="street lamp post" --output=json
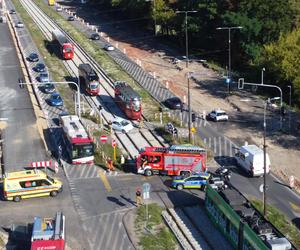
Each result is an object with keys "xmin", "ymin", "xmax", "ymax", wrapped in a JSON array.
[
  {"xmin": 216, "ymin": 26, "xmax": 243, "ymax": 94},
  {"xmin": 288, "ymin": 85, "xmax": 292, "ymax": 133},
  {"xmin": 263, "ymin": 96, "xmax": 280, "ymax": 216},
  {"xmin": 176, "ymin": 10, "xmax": 198, "ymax": 68}
]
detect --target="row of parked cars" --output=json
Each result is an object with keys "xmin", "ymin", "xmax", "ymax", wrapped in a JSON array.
[{"xmin": 27, "ymin": 53, "xmax": 63, "ymax": 106}]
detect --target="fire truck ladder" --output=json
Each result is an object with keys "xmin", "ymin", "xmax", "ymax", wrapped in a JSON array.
[{"xmin": 169, "ymin": 145, "xmax": 206, "ymax": 154}]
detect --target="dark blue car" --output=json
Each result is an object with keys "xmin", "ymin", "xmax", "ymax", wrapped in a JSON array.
[
  {"xmin": 34, "ymin": 63, "xmax": 46, "ymax": 72},
  {"xmin": 48, "ymin": 93, "xmax": 63, "ymax": 106}
]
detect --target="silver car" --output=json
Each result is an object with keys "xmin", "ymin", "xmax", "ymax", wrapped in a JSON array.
[{"xmin": 38, "ymin": 72, "xmax": 50, "ymax": 83}]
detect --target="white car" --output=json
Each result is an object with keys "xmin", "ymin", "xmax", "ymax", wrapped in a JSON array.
[
  {"xmin": 56, "ymin": 7, "xmax": 63, "ymax": 12},
  {"xmin": 103, "ymin": 44, "xmax": 114, "ymax": 51},
  {"xmin": 112, "ymin": 118, "xmax": 134, "ymax": 133},
  {"xmin": 208, "ymin": 109, "xmax": 229, "ymax": 122},
  {"xmin": 16, "ymin": 21, "xmax": 24, "ymax": 28}
]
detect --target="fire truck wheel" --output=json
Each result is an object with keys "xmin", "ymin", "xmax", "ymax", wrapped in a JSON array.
[
  {"xmin": 144, "ymin": 169, "xmax": 152, "ymax": 177},
  {"xmin": 176, "ymin": 184, "xmax": 183, "ymax": 190},
  {"xmin": 13, "ymin": 196, "xmax": 21, "ymax": 202},
  {"xmin": 50, "ymin": 191, "xmax": 58, "ymax": 197}
]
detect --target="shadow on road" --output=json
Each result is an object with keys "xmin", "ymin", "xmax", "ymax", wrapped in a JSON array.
[{"xmin": 107, "ymin": 196, "xmax": 126, "ymax": 207}]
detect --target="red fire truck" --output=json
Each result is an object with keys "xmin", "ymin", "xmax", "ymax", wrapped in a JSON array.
[
  {"xmin": 31, "ymin": 212, "xmax": 65, "ymax": 250},
  {"xmin": 137, "ymin": 145, "xmax": 207, "ymax": 176},
  {"xmin": 114, "ymin": 81, "xmax": 142, "ymax": 120},
  {"xmin": 52, "ymin": 29, "xmax": 74, "ymax": 60}
]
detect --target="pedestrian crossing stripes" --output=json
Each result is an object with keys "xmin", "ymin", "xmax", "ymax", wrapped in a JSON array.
[{"xmin": 82, "ymin": 211, "xmax": 134, "ymax": 250}]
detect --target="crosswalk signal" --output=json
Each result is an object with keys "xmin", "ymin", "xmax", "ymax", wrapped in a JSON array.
[{"xmin": 191, "ymin": 113, "xmax": 196, "ymax": 122}]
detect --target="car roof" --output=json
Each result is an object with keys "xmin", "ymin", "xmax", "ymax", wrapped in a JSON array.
[
  {"xmin": 212, "ymin": 109, "xmax": 226, "ymax": 113},
  {"xmin": 52, "ymin": 92, "xmax": 60, "ymax": 96}
]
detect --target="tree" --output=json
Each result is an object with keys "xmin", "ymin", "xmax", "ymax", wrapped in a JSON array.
[{"xmin": 260, "ymin": 29, "xmax": 300, "ymax": 105}]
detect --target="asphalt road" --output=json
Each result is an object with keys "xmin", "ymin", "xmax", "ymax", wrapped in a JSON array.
[
  {"xmin": 57, "ymin": 1, "xmax": 300, "ymax": 226},
  {"xmin": 0, "ymin": 9, "xmax": 87, "ymax": 249},
  {"xmin": 0, "ymin": 17, "xmax": 46, "ymax": 171}
]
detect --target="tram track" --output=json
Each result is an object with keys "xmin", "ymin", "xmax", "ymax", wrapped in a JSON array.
[{"xmin": 20, "ymin": 0, "xmax": 166, "ymax": 160}]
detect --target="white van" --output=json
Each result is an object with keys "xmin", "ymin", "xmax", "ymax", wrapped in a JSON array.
[{"xmin": 235, "ymin": 144, "xmax": 270, "ymax": 177}]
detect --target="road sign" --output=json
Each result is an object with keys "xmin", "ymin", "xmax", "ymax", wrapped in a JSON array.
[
  {"xmin": 259, "ymin": 184, "xmax": 264, "ymax": 193},
  {"xmin": 112, "ymin": 139, "xmax": 117, "ymax": 147},
  {"xmin": 54, "ymin": 162, "xmax": 59, "ymax": 173},
  {"xmin": 191, "ymin": 127, "xmax": 196, "ymax": 133},
  {"xmin": 31, "ymin": 160, "xmax": 52, "ymax": 168},
  {"xmin": 142, "ymin": 182, "xmax": 151, "ymax": 200},
  {"xmin": 142, "ymin": 182, "xmax": 151, "ymax": 192},
  {"xmin": 100, "ymin": 135, "xmax": 108, "ymax": 143}
]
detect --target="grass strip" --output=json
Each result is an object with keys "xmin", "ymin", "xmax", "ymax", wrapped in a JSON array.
[
  {"xmin": 34, "ymin": 0, "xmax": 160, "ymax": 118},
  {"xmin": 135, "ymin": 203, "xmax": 178, "ymax": 249},
  {"xmin": 251, "ymin": 199, "xmax": 300, "ymax": 248}
]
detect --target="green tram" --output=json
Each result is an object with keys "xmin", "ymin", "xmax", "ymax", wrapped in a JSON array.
[{"xmin": 205, "ymin": 185, "xmax": 296, "ymax": 250}]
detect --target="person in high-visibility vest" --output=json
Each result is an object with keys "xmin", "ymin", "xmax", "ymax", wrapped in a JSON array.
[{"xmin": 107, "ymin": 158, "xmax": 114, "ymax": 171}]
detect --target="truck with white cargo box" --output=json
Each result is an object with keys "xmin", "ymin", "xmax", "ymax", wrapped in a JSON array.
[{"xmin": 235, "ymin": 144, "xmax": 270, "ymax": 177}]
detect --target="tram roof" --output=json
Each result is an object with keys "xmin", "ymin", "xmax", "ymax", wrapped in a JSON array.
[{"xmin": 114, "ymin": 81, "xmax": 141, "ymax": 100}]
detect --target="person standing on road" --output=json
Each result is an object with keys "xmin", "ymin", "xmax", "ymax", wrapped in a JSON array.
[{"xmin": 135, "ymin": 187, "xmax": 142, "ymax": 206}]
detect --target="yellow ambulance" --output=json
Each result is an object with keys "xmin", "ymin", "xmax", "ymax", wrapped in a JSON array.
[{"xmin": 3, "ymin": 170, "xmax": 63, "ymax": 202}]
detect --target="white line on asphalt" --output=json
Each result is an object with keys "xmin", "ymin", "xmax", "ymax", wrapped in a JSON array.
[
  {"xmin": 219, "ymin": 136, "xmax": 222, "ymax": 156},
  {"xmin": 214, "ymin": 137, "xmax": 217, "ymax": 154}
]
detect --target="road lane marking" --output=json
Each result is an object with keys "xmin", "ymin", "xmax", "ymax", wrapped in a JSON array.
[{"xmin": 99, "ymin": 171, "xmax": 112, "ymax": 192}]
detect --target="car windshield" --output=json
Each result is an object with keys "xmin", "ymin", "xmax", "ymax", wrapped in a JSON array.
[
  {"xmin": 120, "ymin": 120, "xmax": 129, "ymax": 126},
  {"xmin": 47, "ymin": 175, "xmax": 54, "ymax": 183},
  {"xmin": 88, "ymin": 75, "xmax": 99, "ymax": 81},
  {"xmin": 217, "ymin": 112, "xmax": 226, "ymax": 116},
  {"xmin": 53, "ymin": 94, "xmax": 61, "ymax": 100},
  {"xmin": 40, "ymin": 73, "xmax": 48, "ymax": 77},
  {"xmin": 45, "ymin": 83, "xmax": 54, "ymax": 88},
  {"xmin": 37, "ymin": 64, "xmax": 45, "ymax": 69}
]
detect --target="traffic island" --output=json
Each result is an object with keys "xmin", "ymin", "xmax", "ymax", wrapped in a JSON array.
[{"xmin": 130, "ymin": 203, "xmax": 178, "ymax": 250}]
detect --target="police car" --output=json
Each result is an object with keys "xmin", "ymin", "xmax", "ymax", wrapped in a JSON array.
[{"xmin": 172, "ymin": 172, "xmax": 210, "ymax": 190}]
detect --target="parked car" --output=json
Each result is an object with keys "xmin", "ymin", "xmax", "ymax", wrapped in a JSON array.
[
  {"xmin": 42, "ymin": 83, "xmax": 55, "ymax": 94},
  {"xmin": 172, "ymin": 172, "xmax": 210, "ymax": 190},
  {"xmin": 103, "ymin": 44, "xmax": 114, "ymax": 51},
  {"xmin": 67, "ymin": 16, "xmax": 75, "ymax": 21},
  {"xmin": 207, "ymin": 109, "xmax": 229, "ymax": 122},
  {"xmin": 56, "ymin": 7, "xmax": 63, "ymax": 12},
  {"xmin": 27, "ymin": 53, "xmax": 39, "ymax": 62},
  {"xmin": 38, "ymin": 72, "xmax": 50, "ymax": 83},
  {"xmin": 34, "ymin": 63, "xmax": 46, "ymax": 72},
  {"xmin": 163, "ymin": 97, "xmax": 183, "ymax": 110},
  {"xmin": 9, "ymin": 9, "xmax": 16, "ymax": 14},
  {"xmin": 90, "ymin": 33, "xmax": 100, "ymax": 40},
  {"xmin": 112, "ymin": 117, "xmax": 133, "ymax": 133},
  {"xmin": 16, "ymin": 21, "xmax": 24, "ymax": 28},
  {"xmin": 48, "ymin": 93, "xmax": 63, "ymax": 106}
]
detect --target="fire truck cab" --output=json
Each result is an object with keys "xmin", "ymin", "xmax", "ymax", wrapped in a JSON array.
[{"xmin": 137, "ymin": 145, "xmax": 207, "ymax": 176}]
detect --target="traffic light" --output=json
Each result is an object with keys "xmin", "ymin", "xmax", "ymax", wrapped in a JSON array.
[{"xmin": 191, "ymin": 113, "xmax": 196, "ymax": 122}]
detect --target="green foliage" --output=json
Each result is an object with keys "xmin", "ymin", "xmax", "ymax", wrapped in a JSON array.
[
  {"xmin": 260, "ymin": 29, "xmax": 300, "ymax": 105},
  {"xmin": 251, "ymin": 199, "xmax": 300, "ymax": 248},
  {"xmin": 135, "ymin": 204, "xmax": 177, "ymax": 250}
]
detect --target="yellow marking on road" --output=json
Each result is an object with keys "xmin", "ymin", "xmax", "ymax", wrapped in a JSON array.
[
  {"xmin": 118, "ymin": 176, "xmax": 134, "ymax": 181},
  {"xmin": 98, "ymin": 171, "xmax": 112, "ymax": 192},
  {"xmin": 290, "ymin": 202, "xmax": 300, "ymax": 213}
]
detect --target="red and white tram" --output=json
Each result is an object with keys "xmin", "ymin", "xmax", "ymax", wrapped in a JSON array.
[
  {"xmin": 114, "ymin": 81, "xmax": 142, "ymax": 120},
  {"xmin": 60, "ymin": 115, "xmax": 94, "ymax": 164}
]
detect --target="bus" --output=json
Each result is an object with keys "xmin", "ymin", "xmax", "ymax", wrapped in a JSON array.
[
  {"xmin": 52, "ymin": 29, "xmax": 74, "ymax": 60},
  {"xmin": 114, "ymin": 81, "xmax": 142, "ymax": 120},
  {"xmin": 78, "ymin": 63, "xmax": 100, "ymax": 95},
  {"xmin": 205, "ymin": 184, "xmax": 296, "ymax": 250},
  {"xmin": 60, "ymin": 115, "xmax": 94, "ymax": 164}
]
